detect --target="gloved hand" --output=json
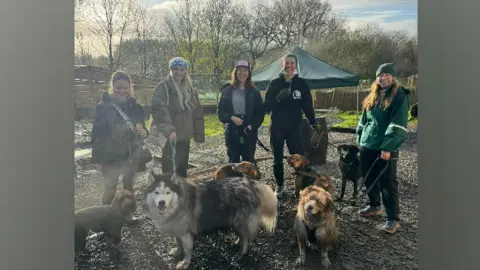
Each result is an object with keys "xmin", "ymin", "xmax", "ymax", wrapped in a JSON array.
[
  {"xmin": 312, "ymin": 122, "xmax": 323, "ymax": 134},
  {"xmin": 276, "ymin": 87, "xmax": 291, "ymax": 102}
]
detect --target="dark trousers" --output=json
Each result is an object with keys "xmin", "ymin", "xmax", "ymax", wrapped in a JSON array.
[
  {"xmin": 224, "ymin": 122, "xmax": 256, "ymax": 163},
  {"xmin": 162, "ymin": 139, "xmax": 191, "ymax": 178},
  {"xmin": 101, "ymin": 159, "xmax": 136, "ymax": 205},
  {"xmin": 360, "ymin": 147, "xmax": 400, "ymax": 221},
  {"xmin": 270, "ymin": 125, "xmax": 304, "ymax": 187}
]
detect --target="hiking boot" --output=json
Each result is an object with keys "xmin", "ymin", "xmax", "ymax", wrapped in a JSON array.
[
  {"xmin": 275, "ymin": 185, "xmax": 284, "ymax": 197},
  {"xmin": 379, "ymin": 220, "xmax": 400, "ymax": 234},
  {"xmin": 358, "ymin": 206, "xmax": 383, "ymax": 217}
]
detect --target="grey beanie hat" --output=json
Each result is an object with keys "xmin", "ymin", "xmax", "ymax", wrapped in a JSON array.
[{"xmin": 376, "ymin": 63, "xmax": 397, "ymax": 77}]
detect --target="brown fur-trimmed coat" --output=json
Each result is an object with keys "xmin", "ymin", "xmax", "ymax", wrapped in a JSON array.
[{"xmin": 150, "ymin": 79, "xmax": 205, "ymax": 143}]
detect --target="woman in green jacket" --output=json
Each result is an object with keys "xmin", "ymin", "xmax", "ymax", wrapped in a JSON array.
[{"xmin": 356, "ymin": 63, "xmax": 410, "ymax": 234}]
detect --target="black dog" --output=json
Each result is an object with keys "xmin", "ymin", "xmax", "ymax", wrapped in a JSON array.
[
  {"xmin": 410, "ymin": 103, "xmax": 418, "ymax": 120},
  {"xmin": 336, "ymin": 144, "xmax": 361, "ymax": 203}
]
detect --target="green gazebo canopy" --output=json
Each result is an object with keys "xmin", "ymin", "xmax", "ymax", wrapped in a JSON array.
[{"xmin": 252, "ymin": 46, "xmax": 360, "ymax": 90}]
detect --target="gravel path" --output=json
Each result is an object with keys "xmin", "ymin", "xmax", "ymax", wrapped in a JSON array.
[{"xmin": 74, "ymin": 118, "xmax": 418, "ymax": 270}]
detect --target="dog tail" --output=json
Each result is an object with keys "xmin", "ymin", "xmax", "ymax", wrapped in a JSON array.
[{"xmin": 256, "ymin": 183, "xmax": 278, "ymax": 233}]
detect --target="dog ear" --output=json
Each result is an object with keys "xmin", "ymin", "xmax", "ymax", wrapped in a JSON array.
[{"xmin": 324, "ymin": 196, "xmax": 335, "ymax": 212}]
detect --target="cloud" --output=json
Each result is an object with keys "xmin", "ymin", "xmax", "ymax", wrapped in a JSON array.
[
  {"xmin": 76, "ymin": 0, "xmax": 417, "ymax": 57},
  {"xmin": 151, "ymin": 1, "xmax": 176, "ymax": 11},
  {"xmin": 330, "ymin": 0, "xmax": 416, "ymax": 11},
  {"xmin": 329, "ymin": 0, "xmax": 417, "ymax": 37},
  {"xmin": 343, "ymin": 9, "xmax": 417, "ymax": 37}
]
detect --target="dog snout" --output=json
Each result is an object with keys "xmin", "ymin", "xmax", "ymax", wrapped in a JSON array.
[
  {"xmin": 306, "ymin": 205, "xmax": 313, "ymax": 212},
  {"xmin": 158, "ymin": 200, "xmax": 166, "ymax": 207}
]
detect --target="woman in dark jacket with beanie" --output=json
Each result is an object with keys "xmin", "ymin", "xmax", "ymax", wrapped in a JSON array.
[
  {"xmin": 217, "ymin": 60, "xmax": 265, "ymax": 163},
  {"xmin": 90, "ymin": 71, "xmax": 148, "ymax": 223},
  {"xmin": 356, "ymin": 63, "xmax": 410, "ymax": 234}
]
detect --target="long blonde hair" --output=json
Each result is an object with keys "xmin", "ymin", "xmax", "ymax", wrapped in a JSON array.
[
  {"xmin": 362, "ymin": 77, "xmax": 400, "ymax": 111},
  {"xmin": 107, "ymin": 71, "xmax": 135, "ymax": 97},
  {"xmin": 166, "ymin": 71, "xmax": 197, "ymax": 111}
]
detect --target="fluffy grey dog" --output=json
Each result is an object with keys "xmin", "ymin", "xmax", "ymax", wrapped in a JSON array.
[{"xmin": 142, "ymin": 171, "xmax": 278, "ymax": 270}]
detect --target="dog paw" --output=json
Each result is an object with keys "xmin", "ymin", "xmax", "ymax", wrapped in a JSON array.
[
  {"xmin": 295, "ymin": 256, "xmax": 306, "ymax": 266},
  {"xmin": 321, "ymin": 258, "xmax": 332, "ymax": 268},
  {"xmin": 169, "ymin": 247, "xmax": 182, "ymax": 257},
  {"xmin": 175, "ymin": 260, "xmax": 190, "ymax": 270}
]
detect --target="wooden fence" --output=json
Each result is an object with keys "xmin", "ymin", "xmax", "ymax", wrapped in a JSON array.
[
  {"xmin": 74, "ymin": 65, "xmax": 418, "ymax": 119},
  {"xmin": 314, "ymin": 88, "xmax": 418, "ymax": 111}
]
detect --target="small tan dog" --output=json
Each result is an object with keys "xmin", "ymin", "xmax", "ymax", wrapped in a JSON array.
[
  {"xmin": 213, "ymin": 161, "xmax": 261, "ymax": 180},
  {"xmin": 286, "ymin": 154, "xmax": 334, "ymax": 197},
  {"xmin": 293, "ymin": 186, "xmax": 339, "ymax": 268},
  {"xmin": 74, "ymin": 189, "xmax": 137, "ymax": 251}
]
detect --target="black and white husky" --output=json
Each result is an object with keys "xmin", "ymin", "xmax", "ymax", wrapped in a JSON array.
[{"xmin": 142, "ymin": 171, "xmax": 278, "ymax": 269}]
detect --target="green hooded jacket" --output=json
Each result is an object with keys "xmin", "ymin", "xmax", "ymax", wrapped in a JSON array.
[{"xmin": 356, "ymin": 86, "xmax": 410, "ymax": 153}]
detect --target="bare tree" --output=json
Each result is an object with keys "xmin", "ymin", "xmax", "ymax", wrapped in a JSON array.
[
  {"xmin": 75, "ymin": 0, "xmax": 88, "ymax": 22},
  {"xmin": 268, "ymin": 0, "xmax": 339, "ymax": 47},
  {"xmin": 75, "ymin": 32, "xmax": 93, "ymax": 65},
  {"xmin": 163, "ymin": 0, "xmax": 204, "ymax": 73},
  {"xmin": 200, "ymin": 0, "xmax": 237, "ymax": 73},
  {"xmin": 132, "ymin": 0, "xmax": 158, "ymax": 77},
  {"xmin": 235, "ymin": 1, "xmax": 279, "ymax": 70},
  {"xmin": 86, "ymin": 0, "xmax": 137, "ymax": 70}
]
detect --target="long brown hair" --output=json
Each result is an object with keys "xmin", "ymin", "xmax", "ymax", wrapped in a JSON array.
[
  {"xmin": 362, "ymin": 77, "xmax": 400, "ymax": 111},
  {"xmin": 230, "ymin": 67, "xmax": 255, "ymax": 89}
]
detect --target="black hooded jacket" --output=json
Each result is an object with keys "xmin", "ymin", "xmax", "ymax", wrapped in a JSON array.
[
  {"xmin": 90, "ymin": 92, "xmax": 147, "ymax": 164},
  {"xmin": 264, "ymin": 73, "xmax": 316, "ymax": 130}
]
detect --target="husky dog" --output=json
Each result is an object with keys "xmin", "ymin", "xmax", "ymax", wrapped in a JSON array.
[{"xmin": 142, "ymin": 171, "xmax": 278, "ymax": 270}]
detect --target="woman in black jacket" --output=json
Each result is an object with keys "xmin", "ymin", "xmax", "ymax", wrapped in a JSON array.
[
  {"xmin": 90, "ymin": 71, "xmax": 148, "ymax": 223},
  {"xmin": 217, "ymin": 60, "xmax": 265, "ymax": 163}
]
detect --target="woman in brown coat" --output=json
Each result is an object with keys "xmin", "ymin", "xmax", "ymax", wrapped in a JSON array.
[{"xmin": 150, "ymin": 57, "xmax": 205, "ymax": 177}]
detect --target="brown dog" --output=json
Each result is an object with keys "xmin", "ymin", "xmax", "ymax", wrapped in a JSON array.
[
  {"xmin": 294, "ymin": 186, "xmax": 339, "ymax": 268},
  {"xmin": 286, "ymin": 154, "xmax": 334, "ymax": 197},
  {"xmin": 74, "ymin": 189, "xmax": 137, "ymax": 251},
  {"xmin": 213, "ymin": 161, "xmax": 261, "ymax": 180}
]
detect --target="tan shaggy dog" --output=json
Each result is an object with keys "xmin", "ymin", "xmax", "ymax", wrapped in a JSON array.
[
  {"xmin": 287, "ymin": 154, "xmax": 334, "ymax": 197},
  {"xmin": 74, "ymin": 189, "xmax": 137, "ymax": 251},
  {"xmin": 294, "ymin": 186, "xmax": 339, "ymax": 268},
  {"xmin": 213, "ymin": 161, "xmax": 261, "ymax": 180}
]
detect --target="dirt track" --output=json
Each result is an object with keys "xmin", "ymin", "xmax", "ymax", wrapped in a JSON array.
[{"xmin": 74, "ymin": 120, "xmax": 418, "ymax": 270}]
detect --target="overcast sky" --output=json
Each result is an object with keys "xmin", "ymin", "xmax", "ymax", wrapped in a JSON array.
[
  {"xmin": 149, "ymin": 0, "xmax": 417, "ymax": 36},
  {"xmin": 76, "ymin": 0, "xmax": 417, "ymax": 57}
]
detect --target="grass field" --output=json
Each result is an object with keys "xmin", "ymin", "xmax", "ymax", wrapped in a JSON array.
[{"xmin": 146, "ymin": 110, "xmax": 417, "ymax": 137}]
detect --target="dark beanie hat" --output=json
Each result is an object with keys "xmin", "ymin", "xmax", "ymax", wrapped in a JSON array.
[{"xmin": 376, "ymin": 63, "xmax": 396, "ymax": 77}]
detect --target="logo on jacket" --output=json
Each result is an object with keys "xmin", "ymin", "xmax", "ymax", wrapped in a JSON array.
[{"xmin": 292, "ymin": 90, "xmax": 301, "ymax": 100}]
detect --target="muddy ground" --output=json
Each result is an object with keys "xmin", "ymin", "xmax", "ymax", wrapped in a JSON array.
[{"xmin": 74, "ymin": 118, "xmax": 418, "ymax": 270}]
